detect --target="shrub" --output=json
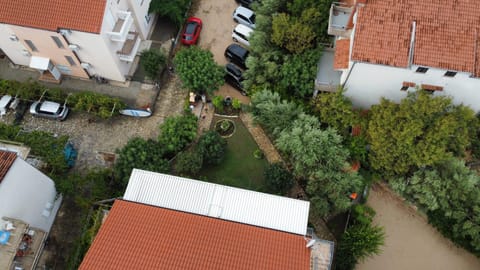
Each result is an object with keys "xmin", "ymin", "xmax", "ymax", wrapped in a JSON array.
[
  {"xmin": 212, "ymin": 95, "xmax": 224, "ymax": 113},
  {"xmin": 175, "ymin": 150, "xmax": 203, "ymax": 176},
  {"xmin": 232, "ymin": 98, "xmax": 242, "ymax": 110},
  {"xmin": 264, "ymin": 163, "xmax": 294, "ymax": 194},
  {"xmin": 158, "ymin": 114, "xmax": 198, "ymax": 154},
  {"xmin": 197, "ymin": 131, "xmax": 227, "ymax": 165},
  {"xmin": 140, "ymin": 49, "xmax": 167, "ymax": 80}
]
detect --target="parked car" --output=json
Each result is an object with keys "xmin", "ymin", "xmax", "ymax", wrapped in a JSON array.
[
  {"xmin": 29, "ymin": 100, "xmax": 69, "ymax": 121},
  {"xmin": 181, "ymin": 17, "xmax": 202, "ymax": 45},
  {"xmin": 232, "ymin": 24, "xmax": 253, "ymax": 47},
  {"xmin": 235, "ymin": 0, "xmax": 257, "ymax": 8},
  {"xmin": 225, "ymin": 44, "xmax": 249, "ymax": 69},
  {"xmin": 233, "ymin": 6, "xmax": 256, "ymax": 29},
  {"xmin": 225, "ymin": 63, "xmax": 246, "ymax": 95}
]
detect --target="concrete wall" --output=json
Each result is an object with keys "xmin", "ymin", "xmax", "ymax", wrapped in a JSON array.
[
  {"xmin": 127, "ymin": 0, "xmax": 155, "ymax": 39},
  {"xmin": 343, "ymin": 62, "xmax": 480, "ymax": 112},
  {"xmin": 0, "ymin": 158, "xmax": 60, "ymax": 232}
]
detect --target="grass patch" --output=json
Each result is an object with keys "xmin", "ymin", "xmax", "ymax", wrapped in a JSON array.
[{"xmin": 199, "ymin": 117, "xmax": 268, "ymax": 190}]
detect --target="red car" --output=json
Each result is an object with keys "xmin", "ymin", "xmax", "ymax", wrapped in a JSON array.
[{"xmin": 181, "ymin": 17, "xmax": 202, "ymax": 45}]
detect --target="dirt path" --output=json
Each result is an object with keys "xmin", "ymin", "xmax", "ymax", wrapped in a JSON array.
[{"xmin": 357, "ymin": 184, "xmax": 480, "ymax": 270}]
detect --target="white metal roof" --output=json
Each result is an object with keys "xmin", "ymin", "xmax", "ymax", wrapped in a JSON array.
[{"xmin": 124, "ymin": 169, "xmax": 310, "ymax": 235}]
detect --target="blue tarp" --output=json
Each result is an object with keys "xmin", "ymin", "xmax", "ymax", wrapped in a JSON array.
[{"xmin": 0, "ymin": 230, "xmax": 11, "ymax": 245}]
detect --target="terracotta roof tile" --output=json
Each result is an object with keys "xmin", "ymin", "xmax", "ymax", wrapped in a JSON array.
[
  {"xmin": 0, "ymin": 0, "xmax": 107, "ymax": 33},
  {"xmin": 351, "ymin": 0, "xmax": 480, "ymax": 76},
  {"xmin": 79, "ymin": 200, "xmax": 311, "ymax": 270},
  {"xmin": 0, "ymin": 151, "xmax": 16, "ymax": 184},
  {"xmin": 334, "ymin": 39, "xmax": 351, "ymax": 69}
]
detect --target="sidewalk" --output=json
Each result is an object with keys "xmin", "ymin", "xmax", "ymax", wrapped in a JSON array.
[{"xmin": 0, "ymin": 58, "xmax": 156, "ymax": 107}]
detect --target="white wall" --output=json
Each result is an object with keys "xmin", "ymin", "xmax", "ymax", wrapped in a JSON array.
[
  {"xmin": 343, "ymin": 62, "xmax": 480, "ymax": 112},
  {"xmin": 0, "ymin": 24, "xmax": 30, "ymax": 66},
  {"xmin": 0, "ymin": 158, "xmax": 61, "ymax": 232},
  {"xmin": 127, "ymin": 0, "xmax": 155, "ymax": 39}
]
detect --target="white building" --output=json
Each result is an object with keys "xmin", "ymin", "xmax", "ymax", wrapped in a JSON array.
[
  {"xmin": 317, "ymin": 0, "xmax": 480, "ymax": 112},
  {"xmin": 0, "ymin": 150, "xmax": 61, "ymax": 232},
  {"xmin": 0, "ymin": 0, "xmax": 155, "ymax": 83}
]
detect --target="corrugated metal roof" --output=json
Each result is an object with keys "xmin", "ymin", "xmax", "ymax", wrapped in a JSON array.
[{"xmin": 124, "ymin": 169, "xmax": 310, "ymax": 235}]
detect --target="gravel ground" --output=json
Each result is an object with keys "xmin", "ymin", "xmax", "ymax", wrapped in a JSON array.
[{"xmin": 0, "ymin": 75, "xmax": 187, "ymax": 172}]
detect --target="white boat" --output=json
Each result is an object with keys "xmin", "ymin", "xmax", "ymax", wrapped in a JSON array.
[{"xmin": 119, "ymin": 107, "xmax": 152, "ymax": 117}]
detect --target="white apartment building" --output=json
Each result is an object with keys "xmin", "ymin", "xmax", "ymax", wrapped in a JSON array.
[{"xmin": 0, "ymin": 0, "xmax": 155, "ymax": 83}]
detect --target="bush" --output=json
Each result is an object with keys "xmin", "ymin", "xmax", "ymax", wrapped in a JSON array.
[
  {"xmin": 140, "ymin": 49, "xmax": 167, "ymax": 80},
  {"xmin": 212, "ymin": 96, "xmax": 224, "ymax": 113},
  {"xmin": 197, "ymin": 131, "xmax": 227, "ymax": 165},
  {"xmin": 264, "ymin": 163, "xmax": 294, "ymax": 194},
  {"xmin": 68, "ymin": 91, "xmax": 126, "ymax": 119},
  {"xmin": 175, "ymin": 150, "xmax": 203, "ymax": 176},
  {"xmin": 232, "ymin": 98, "xmax": 242, "ymax": 110},
  {"xmin": 158, "ymin": 114, "xmax": 198, "ymax": 154}
]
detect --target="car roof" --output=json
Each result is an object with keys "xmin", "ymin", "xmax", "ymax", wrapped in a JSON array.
[
  {"xmin": 236, "ymin": 6, "xmax": 254, "ymax": 16},
  {"xmin": 40, "ymin": 101, "xmax": 60, "ymax": 112},
  {"xmin": 227, "ymin": 44, "xmax": 248, "ymax": 57},
  {"xmin": 234, "ymin": 24, "xmax": 253, "ymax": 34}
]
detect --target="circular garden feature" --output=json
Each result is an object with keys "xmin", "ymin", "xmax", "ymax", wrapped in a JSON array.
[{"xmin": 215, "ymin": 119, "xmax": 236, "ymax": 138}]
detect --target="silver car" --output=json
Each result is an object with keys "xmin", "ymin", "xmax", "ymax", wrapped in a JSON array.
[
  {"xmin": 233, "ymin": 6, "xmax": 256, "ymax": 29},
  {"xmin": 29, "ymin": 101, "xmax": 69, "ymax": 121}
]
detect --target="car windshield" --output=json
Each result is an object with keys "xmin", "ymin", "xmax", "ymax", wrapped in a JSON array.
[{"xmin": 185, "ymin": 22, "xmax": 197, "ymax": 35}]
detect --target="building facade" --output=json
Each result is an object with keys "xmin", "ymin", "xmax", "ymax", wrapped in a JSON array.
[
  {"xmin": 0, "ymin": 0, "xmax": 155, "ymax": 83},
  {"xmin": 319, "ymin": 0, "xmax": 480, "ymax": 112}
]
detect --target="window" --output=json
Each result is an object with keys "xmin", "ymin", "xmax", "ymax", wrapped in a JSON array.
[
  {"xmin": 400, "ymin": 86, "xmax": 409, "ymax": 91},
  {"xmin": 401, "ymin": 81, "xmax": 416, "ymax": 91},
  {"xmin": 415, "ymin": 67, "xmax": 428, "ymax": 73},
  {"xmin": 51, "ymin": 36, "xmax": 64, "ymax": 48},
  {"xmin": 56, "ymin": 65, "xmax": 71, "ymax": 74},
  {"xmin": 421, "ymin": 84, "xmax": 443, "ymax": 92},
  {"xmin": 65, "ymin": 56, "xmax": 76, "ymax": 66},
  {"xmin": 24, "ymin": 40, "xmax": 38, "ymax": 52},
  {"xmin": 145, "ymin": 14, "xmax": 151, "ymax": 24},
  {"xmin": 444, "ymin": 71, "xmax": 457, "ymax": 77}
]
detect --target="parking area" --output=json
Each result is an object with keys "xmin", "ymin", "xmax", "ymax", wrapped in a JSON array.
[{"xmin": 191, "ymin": 0, "xmax": 250, "ymax": 104}]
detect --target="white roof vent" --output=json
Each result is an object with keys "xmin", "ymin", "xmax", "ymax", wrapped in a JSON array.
[
  {"xmin": 80, "ymin": 62, "xmax": 91, "ymax": 69},
  {"xmin": 9, "ymin": 35, "xmax": 18, "ymax": 41},
  {"xmin": 68, "ymin": 44, "xmax": 79, "ymax": 51}
]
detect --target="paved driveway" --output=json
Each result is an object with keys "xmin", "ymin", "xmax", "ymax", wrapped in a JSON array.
[{"xmin": 191, "ymin": 0, "xmax": 250, "ymax": 104}]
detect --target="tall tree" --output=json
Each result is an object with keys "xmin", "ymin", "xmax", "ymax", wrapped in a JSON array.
[
  {"xmin": 173, "ymin": 46, "xmax": 224, "ymax": 96},
  {"xmin": 276, "ymin": 113, "xmax": 362, "ymax": 215},
  {"xmin": 149, "ymin": 0, "xmax": 190, "ymax": 27},
  {"xmin": 311, "ymin": 87, "xmax": 356, "ymax": 132},
  {"xmin": 368, "ymin": 91, "xmax": 477, "ymax": 176},
  {"xmin": 158, "ymin": 114, "xmax": 198, "ymax": 154},
  {"xmin": 279, "ymin": 49, "xmax": 322, "ymax": 98}
]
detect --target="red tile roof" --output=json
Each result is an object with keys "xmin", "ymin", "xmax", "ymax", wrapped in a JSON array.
[
  {"xmin": 80, "ymin": 200, "xmax": 311, "ymax": 270},
  {"xmin": 0, "ymin": 0, "xmax": 107, "ymax": 33},
  {"xmin": 351, "ymin": 0, "xmax": 480, "ymax": 76},
  {"xmin": 0, "ymin": 151, "xmax": 16, "ymax": 184},
  {"xmin": 334, "ymin": 39, "xmax": 351, "ymax": 70}
]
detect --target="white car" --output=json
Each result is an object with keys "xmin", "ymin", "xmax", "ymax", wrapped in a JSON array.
[
  {"xmin": 233, "ymin": 6, "xmax": 256, "ymax": 29},
  {"xmin": 232, "ymin": 24, "xmax": 253, "ymax": 47},
  {"xmin": 29, "ymin": 100, "xmax": 69, "ymax": 121}
]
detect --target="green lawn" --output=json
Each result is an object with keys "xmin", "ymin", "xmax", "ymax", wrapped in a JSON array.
[{"xmin": 199, "ymin": 116, "xmax": 268, "ymax": 191}]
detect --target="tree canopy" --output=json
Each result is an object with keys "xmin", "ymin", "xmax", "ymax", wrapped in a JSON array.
[
  {"xmin": 149, "ymin": 0, "xmax": 190, "ymax": 27},
  {"xmin": 158, "ymin": 114, "xmax": 198, "ymax": 154},
  {"xmin": 173, "ymin": 46, "xmax": 224, "ymax": 96},
  {"xmin": 368, "ymin": 91, "xmax": 477, "ymax": 176}
]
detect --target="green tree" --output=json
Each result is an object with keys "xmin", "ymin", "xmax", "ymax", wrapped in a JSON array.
[
  {"xmin": 276, "ymin": 113, "xmax": 362, "ymax": 215},
  {"xmin": 158, "ymin": 114, "xmax": 198, "ymax": 154},
  {"xmin": 311, "ymin": 88, "xmax": 356, "ymax": 132},
  {"xmin": 271, "ymin": 9, "xmax": 319, "ymax": 54},
  {"xmin": 279, "ymin": 49, "xmax": 322, "ymax": 98},
  {"xmin": 368, "ymin": 91, "xmax": 477, "ymax": 176},
  {"xmin": 174, "ymin": 46, "xmax": 225, "ymax": 96},
  {"xmin": 264, "ymin": 163, "xmax": 294, "ymax": 194},
  {"xmin": 114, "ymin": 138, "xmax": 170, "ymax": 187},
  {"xmin": 391, "ymin": 158, "xmax": 480, "ymax": 254},
  {"xmin": 149, "ymin": 0, "xmax": 190, "ymax": 27},
  {"xmin": 336, "ymin": 223, "xmax": 385, "ymax": 270},
  {"xmin": 197, "ymin": 131, "xmax": 227, "ymax": 165},
  {"xmin": 175, "ymin": 150, "xmax": 203, "ymax": 176},
  {"xmin": 140, "ymin": 49, "xmax": 166, "ymax": 80},
  {"xmin": 251, "ymin": 90, "xmax": 301, "ymax": 138}
]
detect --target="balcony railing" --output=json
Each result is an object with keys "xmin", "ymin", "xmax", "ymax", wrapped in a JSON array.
[
  {"xmin": 107, "ymin": 10, "xmax": 134, "ymax": 42},
  {"xmin": 328, "ymin": 3, "xmax": 354, "ymax": 38},
  {"xmin": 117, "ymin": 32, "xmax": 141, "ymax": 62}
]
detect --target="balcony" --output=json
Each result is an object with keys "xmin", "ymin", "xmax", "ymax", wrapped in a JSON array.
[
  {"xmin": 117, "ymin": 32, "xmax": 141, "ymax": 62},
  {"xmin": 328, "ymin": 3, "xmax": 354, "ymax": 38},
  {"xmin": 107, "ymin": 10, "xmax": 134, "ymax": 42},
  {"xmin": 315, "ymin": 49, "xmax": 342, "ymax": 93}
]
